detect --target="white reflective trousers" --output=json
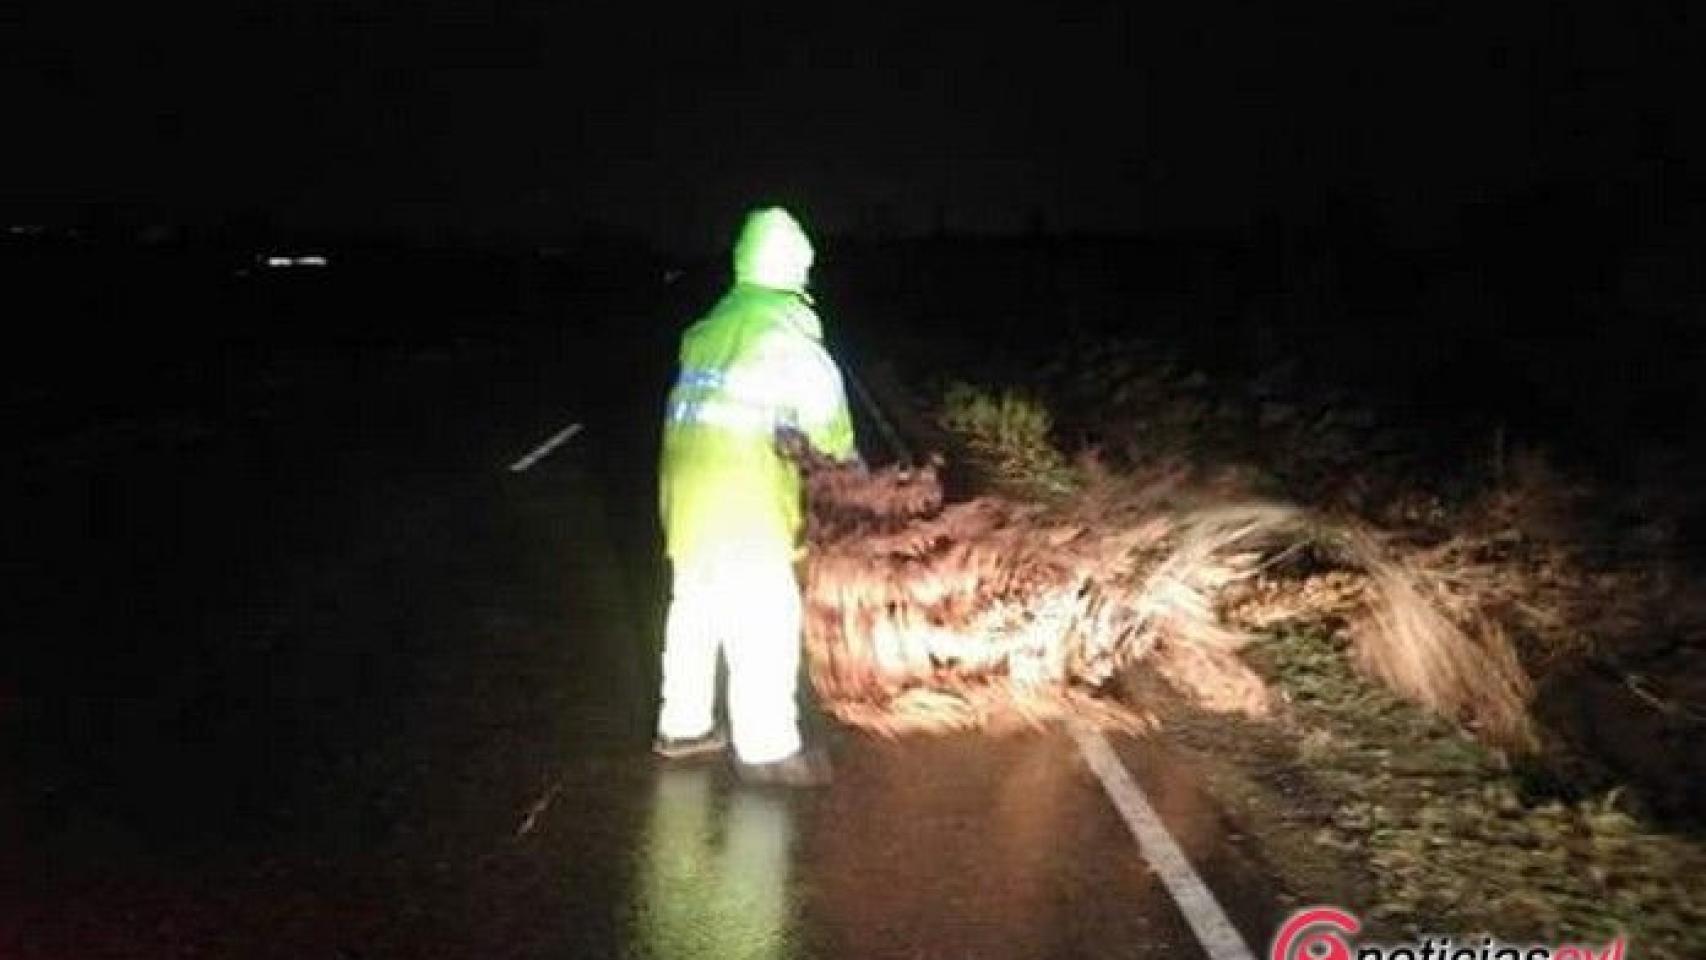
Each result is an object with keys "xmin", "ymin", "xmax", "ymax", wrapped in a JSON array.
[{"xmin": 656, "ymin": 549, "xmax": 803, "ymax": 764}]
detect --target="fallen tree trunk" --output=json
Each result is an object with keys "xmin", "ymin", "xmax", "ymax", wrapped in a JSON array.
[{"xmin": 793, "ymin": 444, "xmax": 1535, "ymax": 749}]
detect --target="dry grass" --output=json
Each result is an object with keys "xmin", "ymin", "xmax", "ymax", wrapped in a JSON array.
[
  {"xmin": 1231, "ymin": 628, "xmax": 1706, "ymax": 956},
  {"xmin": 1348, "ymin": 542, "xmax": 1534, "ymax": 748}
]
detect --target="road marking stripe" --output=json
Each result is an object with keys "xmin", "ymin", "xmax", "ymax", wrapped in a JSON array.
[
  {"xmin": 507, "ymin": 423, "xmax": 583, "ymax": 472},
  {"xmin": 1070, "ymin": 721, "xmax": 1259, "ymax": 960}
]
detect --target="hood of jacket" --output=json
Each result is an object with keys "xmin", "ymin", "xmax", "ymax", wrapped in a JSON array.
[{"xmin": 732, "ymin": 206, "xmax": 813, "ymax": 294}]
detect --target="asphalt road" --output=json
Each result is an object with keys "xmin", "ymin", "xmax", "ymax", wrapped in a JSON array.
[{"xmin": 3, "ymin": 317, "xmax": 1285, "ymax": 958}]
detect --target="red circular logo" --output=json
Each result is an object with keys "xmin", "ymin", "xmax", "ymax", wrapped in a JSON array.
[{"xmin": 1270, "ymin": 907, "xmax": 1361, "ymax": 960}]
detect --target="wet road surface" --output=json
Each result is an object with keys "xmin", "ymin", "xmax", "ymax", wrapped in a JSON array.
[{"xmin": 4, "ymin": 325, "xmax": 1284, "ymax": 958}]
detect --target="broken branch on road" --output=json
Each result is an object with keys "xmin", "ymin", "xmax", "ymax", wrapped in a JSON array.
[{"xmin": 789, "ymin": 439, "xmax": 1535, "ymax": 750}]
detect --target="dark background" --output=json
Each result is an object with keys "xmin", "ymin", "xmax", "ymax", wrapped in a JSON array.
[
  {"xmin": 7, "ymin": 2, "xmax": 1700, "ymax": 246},
  {"xmin": 3, "ymin": 1, "xmax": 1703, "ymax": 468}
]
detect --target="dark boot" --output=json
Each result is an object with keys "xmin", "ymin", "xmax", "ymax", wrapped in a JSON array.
[
  {"xmin": 736, "ymin": 747, "xmax": 833, "ymax": 787},
  {"xmin": 652, "ymin": 730, "xmax": 729, "ymax": 761}
]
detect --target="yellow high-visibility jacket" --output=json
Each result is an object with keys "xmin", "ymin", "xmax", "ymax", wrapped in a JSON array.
[{"xmin": 659, "ymin": 209, "xmax": 857, "ymax": 562}]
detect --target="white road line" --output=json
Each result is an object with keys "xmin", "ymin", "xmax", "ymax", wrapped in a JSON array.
[
  {"xmin": 1069, "ymin": 721, "xmax": 1259, "ymax": 960},
  {"xmin": 507, "ymin": 423, "xmax": 583, "ymax": 473}
]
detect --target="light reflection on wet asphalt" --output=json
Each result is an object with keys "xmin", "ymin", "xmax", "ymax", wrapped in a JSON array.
[{"xmin": 631, "ymin": 767, "xmax": 798, "ymax": 960}]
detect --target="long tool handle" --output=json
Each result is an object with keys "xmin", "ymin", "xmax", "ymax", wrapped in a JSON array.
[{"xmin": 843, "ymin": 360, "xmax": 913, "ymax": 466}]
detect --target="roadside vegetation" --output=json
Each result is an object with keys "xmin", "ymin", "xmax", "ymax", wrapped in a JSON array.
[{"xmin": 913, "ymin": 342, "xmax": 1706, "ymax": 957}]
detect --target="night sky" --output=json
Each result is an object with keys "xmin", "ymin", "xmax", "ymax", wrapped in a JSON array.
[{"xmin": 7, "ymin": 1, "xmax": 1697, "ymax": 249}]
